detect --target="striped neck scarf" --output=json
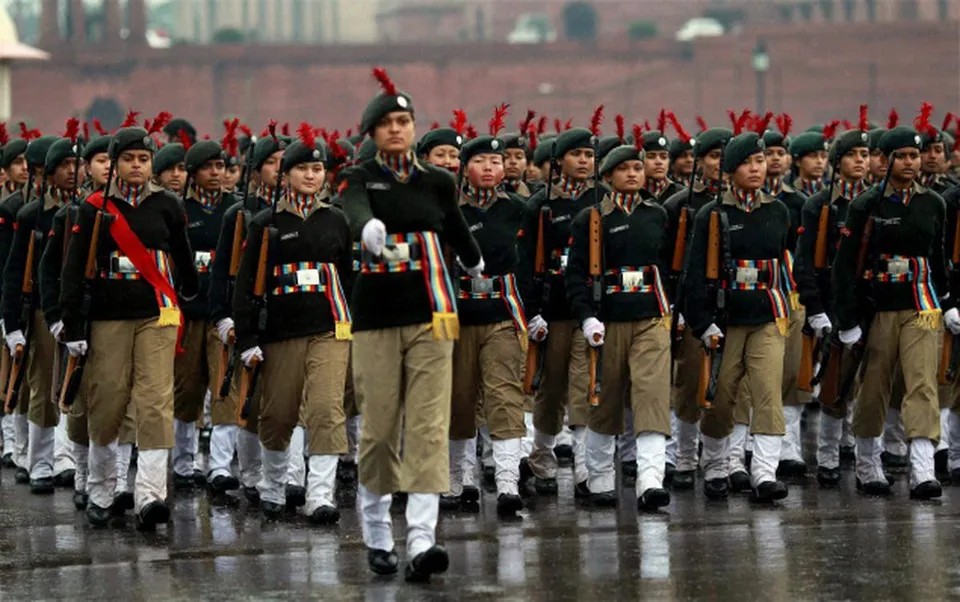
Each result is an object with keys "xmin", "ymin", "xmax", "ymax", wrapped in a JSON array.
[
  {"xmin": 557, "ymin": 174, "xmax": 588, "ymax": 198},
  {"xmin": 255, "ymin": 184, "xmax": 276, "ymax": 204},
  {"xmin": 890, "ymin": 187, "xmax": 914, "ymax": 206},
  {"xmin": 3, "ymin": 181, "xmax": 21, "ymax": 195},
  {"xmin": 837, "ymin": 179, "xmax": 867, "ymax": 200},
  {"xmin": 864, "ymin": 172, "xmax": 877, "ymax": 186},
  {"xmin": 47, "ymin": 187, "xmax": 71, "ymax": 206},
  {"xmin": 919, "ymin": 172, "xmax": 941, "ymax": 188},
  {"xmin": 377, "ymin": 150, "xmax": 417, "ymax": 183},
  {"xmin": 644, "ymin": 177, "xmax": 669, "ymax": 198},
  {"xmin": 464, "ymin": 184, "xmax": 497, "ymax": 208},
  {"xmin": 611, "ymin": 191, "xmax": 643, "ymax": 215},
  {"xmin": 285, "ymin": 189, "xmax": 318, "ymax": 217},
  {"xmin": 116, "ymin": 180, "xmax": 147, "ymax": 206},
  {"xmin": 796, "ymin": 177, "xmax": 824, "ymax": 196},
  {"xmin": 732, "ymin": 187, "xmax": 761, "ymax": 213},
  {"xmin": 192, "ymin": 186, "xmax": 221, "ymax": 213},
  {"xmin": 701, "ymin": 178, "xmax": 723, "ymax": 196},
  {"xmin": 764, "ymin": 176, "xmax": 783, "ymax": 196}
]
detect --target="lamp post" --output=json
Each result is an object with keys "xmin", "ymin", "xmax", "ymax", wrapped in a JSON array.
[{"xmin": 752, "ymin": 39, "xmax": 770, "ymax": 113}]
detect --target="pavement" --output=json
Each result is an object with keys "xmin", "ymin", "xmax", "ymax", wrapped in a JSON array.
[{"xmin": 1, "ymin": 414, "xmax": 959, "ymax": 601}]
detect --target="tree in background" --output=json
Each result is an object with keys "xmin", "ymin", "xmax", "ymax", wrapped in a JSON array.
[{"xmin": 562, "ymin": 1, "xmax": 597, "ymax": 43}]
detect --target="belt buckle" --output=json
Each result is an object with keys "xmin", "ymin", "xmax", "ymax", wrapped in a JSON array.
[
  {"xmin": 736, "ymin": 266, "xmax": 759, "ymax": 285},
  {"xmin": 470, "ymin": 277, "xmax": 494, "ymax": 295},
  {"xmin": 296, "ymin": 269, "xmax": 321, "ymax": 287},
  {"xmin": 114, "ymin": 256, "xmax": 136, "ymax": 274},
  {"xmin": 195, "ymin": 251, "xmax": 211, "ymax": 270},
  {"xmin": 559, "ymin": 254, "xmax": 569, "ymax": 270},
  {"xmin": 888, "ymin": 258, "xmax": 909, "ymax": 276},
  {"xmin": 621, "ymin": 270, "xmax": 644, "ymax": 289},
  {"xmin": 382, "ymin": 242, "xmax": 410, "ymax": 263}
]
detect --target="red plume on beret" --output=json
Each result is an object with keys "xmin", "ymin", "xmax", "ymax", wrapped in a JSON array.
[
  {"xmin": 942, "ymin": 112, "xmax": 955, "ymax": 132},
  {"xmin": 752, "ymin": 111, "xmax": 773, "ymax": 136},
  {"xmin": 643, "ymin": 120, "xmax": 652, "ymax": 132},
  {"xmin": 518, "ymin": 109, "xmax": 536, "ymax": 136},
  {"xmin": 267, "ymin": 120, "xmax": 278, "ymax": 140},
  {"xmin": 327, "ymin": 130, "xmax": 349, "ymax": 162},
  {"xmin": 696, "ymin": 116, "xmax": 708, "ymax": 133},
  {"xmin": 554, "ymin": 118, "xmax": 563, "ymax": 134},
  {"xmin": 429, "ymin": 122, "xmax": 440, "ymax": 130},
  {"xmin": 145, "ymin": 111, "xmax": 172, "ymax": 135},
  {"xmin": 615, "ymin": 115, "xmax": 625, "ymax": 142},
  {"xmin": 450, "ymin": 109, "xmax": 468, "ymax": 135},
  {"xmin": 775, "ymin": 113, "xmax": 792, "ymax": 138},
  {"xmin": 887, "ymin": 109, "xmax": 899, "ymax": 129},
  {"xmin": 297, "ymin": 122, "xmax": 316, "ymax": 150},
  {"xmin": 822, "ymin": 119, "xmax": 840, "ymax": 142},
  {"xmin": 63, "ymin": 117, "xmax": 80, "ymax": 143},
  {"xmin": 564, "ymin": 118, "xmax": 573, "ymax": 131},
  {"xmin": 92, "ymin": 119, "xmax": 108, "ymax": 136},
  {"xmin": 728, "ymin": 110, "xmax": 752, "ymax": 135},
  {"xmin": 489, "ymin": 103, "xmax": 510, "ymax": 136},
  {"xmin": 222, "ymin": 118, "xmax": 240, "ymax": 157},
  {"xmin": 120, "ymin": 109, "xmax": 140, "ymax": 128},
  {"xmin": 858, "ymin": 104, "xmax": 869, "ymax": 132},
  {"xmin": 632, "ymin": 124, "xmax": 644, "ymax": 151},
  {"xmin": 657, "ymin": 109, "xmax": 667, "ymax": 135},
  {"xmin": 82, "ymin": 122, "xmax": 89, "ymax": 142},
  {"xmin": 589, "ymin": 105, "xmax": 604, "ymax": 137},
  {"xmin": 465, "ymin": 124, "xmax": 478, "ymax": 139},
  {"xmin": 667, "ymin": 112, "xmax": 691, "ymax": 144},
  {"xmin": 537, "ymin": 116, "xmax": 548, "ymax": 135},
  {"xmin": 913, "ymin": 101, "xmax": 937, "ymax": 138},
  {"xmin": 239, "ymin": 124, "xmax": 253, "ymax": 139},
  {"xmin": 527, "ymin": 124, "xmax": 538, "ymax": 151},
  {"xmin": 0, "ymin": 123, "xmax": 8, "ymax": 147},
  {"xmin": 178, "ymin": 129, "xmax": 193, "ymax": 150},
  {"xmin": 372, "ymin": 67, "xmax": 398, "ymax": 96}
]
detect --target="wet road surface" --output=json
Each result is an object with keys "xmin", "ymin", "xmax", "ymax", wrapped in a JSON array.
[{"xmin": 2, "ymin": 416, "xmax": 960, "ymax": 601}]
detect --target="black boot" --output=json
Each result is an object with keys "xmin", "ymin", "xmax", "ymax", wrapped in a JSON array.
[
  {"xmin": 73, "ymin": 491, "xmax": 89, "ymax": 510},
  {"xmin": 285, "ymin": 484, "xmax": 306, "ymax": 508},
  {"xmin": 554, "ymin": 444, "xmax": 573, "ymax": 467},
  {"xmin": 637, "ymin": 487, "xmax": 670, "ymax": 512},
  {"xmin": 113, "ymin": 491, "xmax": 135, "ymax": 514},
  {"xmin": 482, "ymin": 465, "xmax": 495, "ymax": 488},
  {"xmin": 85, "ymin": 503, "xmax": 111, "ymax": 527},
  {"xmin": 909, "ymin": 480, "xmax": 943, "ymax": 500},
  {"xmin": 208, "ymin": 475, "xmax": 240, "ymax": 494},
  {"xmin": 574, "ymin": 480, "xmax": 591, "ymax": 499},
  {"xmin": 588, "ymin": 490, "xmax": 617, "ymax": 507},
  {"xmin": 438, "ymin": 494, "xmax": 461, "ymax": 512},
  {"xmin": 728, "ymin": 471, "xmax": 752, "ymax": 493},
  {"xmin": 951, "ymin": 467, "xmax": 960, "ymax": 485},
  {"xmin": 881, "ymin": 451, "xmax": 909, "ymax": 472},
  {"xmin": 172, "ymin": 472, "xmax": 196, "ymax": 491},
  {"xmin": 776, "ymin": 459, "xmax": 806, "ymax": 479},
  {"xmin": 839, "ymin": 445, "xmax": 856, "ymax": 467},
  {"xmin": 750, "ymin": 480, "xmax": 788, "ymax": 503},
  {"xmin": 30, "ymin": 477, "xmax": 54, "ymax": 494},
  {"xmin": 14, "ymin": 467, "xmax": 29, "ymax": 484},
  {"xmin": 1, "ymin": 452, "xmax": 13, "ymax": 468},
  {"xmin": 53, "ymin": 469, "xmax": 75, "ymax": 488},
  {"xmin": 703, "ymin": 478, "xmax": 728, "ymax": 500},
  {"xmin": 496, "ymin": 493, "xmax": 523, "ymax": 516},
  {"xmin": 461, "ymin": 485, "xmax": 480, "ymax": 503},
  {"xmin": 308, "ymin": 505, "xmax": 340, "ymax": 525},
  {"xmin": 671, "ymin": 470, "xmax": 695, "ymax": 490},
  {"xmin": 855, "ymin": 477, "xmax": 893, "ymax": 496},
  {"xmin": 518, "ymin": 458, "xmax": 534, "ymax": 490},
  {"xmin": 404, "ymin": 545, "xmax": 449, "ymax": 583},
  {"xmin": 816, "ymin": 466, "xmax": 841, "ymax": 487},
  {"xmin": 261, "ymin": 500, "xmax": 285, "ymax": 519},
  {"xmin": 621, "ymin": 461, "xmax": 638, "ymax": 488},
  {"xmin": 663, "ymin": 462, "xmax": 675, "ymax": 488},
  {"xmin": 367, "ymin": 548, "xmax": 399, "ymax": 575},
  {"xmin": 243, "ymin": 486, "xmax": 260, "ymax": 507},
  {"xmin": 337, "ymin": 459, "xmax": 358, "ymax": 484},
  {"xmin": 935, "ymin": 449, "xmax": 949, "ymax": 483},
  {"xmin": 534, "ymin": 477, "xmax": 558, "ymax": 495},
  {"xmin": 136, "ymin": 500, "xmax": 170, "ymax": 532}
]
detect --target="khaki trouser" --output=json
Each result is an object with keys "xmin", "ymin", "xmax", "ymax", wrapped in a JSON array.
[
  {"xmin": 173, "ymin": 320, "xmax": 220, "ymax": 423},
  {"xmin": 355, "ymin": 323, "xmax": 453, "ymax": 495},
  {"xmin": 532, "ymin": 319, "xmax": 590, "ymax": 435},
  {"xmin": 25, "ymin": 312, "xmax": 59, "ymax": 428},
  {"xmin": 700, "ymin": 322, "xmax": 787, "ymax": 439},
  {"xmin": 260, "ymin": 333, "xmax": 349, "ymax": 455},
  {"xmin": 86, "ymin": 319, "xmax": 176, "ymax": 449},
  {"xmin": 210, "ymin": 358, "xmax": 260, "ymax": 434},
  {"xmin": 854, "ymin": 310, "xmax": 940, "ymax": 441},
  {"xmin": 450, "ymin": 321, "xmax": 526, "ymax": 441},
  {"xmin": 672, "ymin": 324, "xmax": 702, "ymax": 425},
  {"xmin": 589, "ymin": 319, "xmax": 671, "ymax": 437},
  {"xmin": 66, "ymin": 383, "xmax": 136, "ymax": 445}
]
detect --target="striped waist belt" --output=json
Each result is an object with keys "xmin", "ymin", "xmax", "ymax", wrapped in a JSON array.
[
  {"xmin": 457, "ymin": 273, "xmax": 528, "ymax": 338},
  {"xmin": 270, "ymin": 261, "xmax": 353, "ymax": 340},
  {"xmin": 730, "ymin": 258, "xmax": 789, "ymax": 333},
  {"xmin": 863, "ymin": 254, "xmax": 941, "ymax": 329},
  {"xmin": 602, "ymin": 265, "xmax": 670, "ymax": 317},
  {"xmin": 863, "ymin": 254, "xmax": 915, "ymax": 282},
  {"xmin": 361, "ymin": 237, "xmax": 424, "ymax": 273}
]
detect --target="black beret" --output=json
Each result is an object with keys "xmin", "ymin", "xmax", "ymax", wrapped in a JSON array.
[
  {"xmin": 668, "ymin": 137, "xmax": 694, "ymax": 162},
  {"xmin": 357, "ymin": 138, "xmax": 378, "ymax": 162},
  {"xmin": 878, "ymin": 126, "xmax": 922, "ymax": 156},
  {"xmin": 552, "ymin": 128, "xmax": 593, "ymax": 160},
  {"xmin": 82, "ymin": 135, "xmax": 111, "ymax": 163},
  {"xmin": 762, "ymin": 129, "xmax": 789, "ymax": 149},
  {"xmin": 238, "ymin": 135, "xmax": 254, "ymax": 157},
  {"xmin": 695, "ymin": 128, "xmax": 733, "ymax": 158},
  {"xmin": 325, "ymin": 140, "xmax": 356, "ymax": 171},
  {"xmin": 252, "ymin": 135, "xmax": 288, "ymax": 172},
  {"xmin": 1, "ymin": 139, "xmax": 27, "ymax": 170},
  {"xmin": 806, "ymin": 124, "xmax": 825, "ymax": 133},
  {"xmin": 110, "ymin": 127, "xmax": 157, "ymax": 160},
  {"xmin": 44, "ymin": 138, "xmax": 78, "ymax": 175},
  {"xmin": 828, "ymin": 129, "xmax": 870, "ymax": 164},
  {"xmin": 597, "ymin": 136, "xmax": 623, "ymax": 164},
  {"xmin": 722, "ymin": 132, "xmax": 765, "ymax": 174},
  {"xmin": 460, "ymin": 135, "xmax": 505, "ymax": 167},
  {"xmin": 152, "ymin": 143, "xmax": 186, "ymax": 175},
  {"xmin": 919, "ymin": 128, "xmax": 944, "ymax": 150},
  {"xmin": 281, "ymin": 139, "xmax": 326, "ymax": 173},
  {"xmin": 642, "ymin": 131, "xmax": 670, "ymax": 152},
  {"xmin": 788, "ymin": 132, "xmax": 827, "ymax": 159},
  {"xmin": 867, "ymin": 128, "xmax": 886, "ymax": 151},
  {"xmin": 347, "ymin": 134, "xmax": 364, "ymax": 147},
  {"xmin": 184, "ymin": 140, "xmax": 224, "ymax": 173},
  {"xmin": 162, "ymin": 118, "xmax": 196, "ymax": 144},
  {"xmin": 943, "ymin": 131, "xmax": 956, "ymax": 153},
  {"xmin": 360, "ymin": 90, "xmax": 414, "ymax": 136},
  {"xmin": 600, "ymin": 144, "xmax": 644, "ymax": 176},
  {"xmin": 501, "ymin": 132, "xmax": 531, "ymax": 152},
  {"xmin": 26, "ymin": 136, "xmax": 58, "ymax": 167},
  {"xmin": 416, "ymin": 128, "xmax": 463, "ymax": 157},
  {"xmin": 533, "ymin": 138, "xmax": 555, "ymax": 167}
]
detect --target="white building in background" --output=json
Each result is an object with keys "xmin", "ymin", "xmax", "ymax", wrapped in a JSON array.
[{"xmin": 0, "ymin": 5, "xmax": 48, "ymax": 120}]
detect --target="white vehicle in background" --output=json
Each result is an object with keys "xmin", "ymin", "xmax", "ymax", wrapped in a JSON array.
[
  {"xmin": 508, "ymin": 13, "xmax": 557, "ymax": 44},
  {"xmin": 675, "ymin": 18, "xmax": 725, "ymax": 42}
]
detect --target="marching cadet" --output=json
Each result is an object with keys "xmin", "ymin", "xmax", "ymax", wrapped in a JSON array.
[
  {"xmin": 918, "ymin": 117, "xmax": 953, "ymax": 195},
  {"xmin": 567, "ymin": 135, "xmax": 673, "ymax": 511},
  {"xmin": 161, "ymin": 117, "xmax": 196, "ymax": 146},
  {"xmin": 171, "ymin": 135, "xmax": 234, "ymax": 490},
  {"xmin": 669, "ymin": 136, "xmax": 695, "ymax": 183},
  {"xmin": 59, "ymin": 125, "xmax": 199, "ymax": 529},
  {"xmin": 207, "ymin": 131, "xmax": 286, "ymax": 505},
  {"xmin": 832, "ymin": 125, "xmax": 947, "ymax": 500},
  {"xmin": 416, "ymin": 121, "xmax": 464, "ymax": 173},
  {"xmin": 223, "ymin": 135, "xmax": 243, "ymax": 194},
  {"xmin": 661, "ymin": 126, "xmax": 732, "ymax": 490},
  {"xmin": 793, "ymin": 122, "xmax": 871, "ymax": 486},
  {"xmin": 152, "ymin": 141, "xmax": 187, "ymax": 193},
  {"xmin": 341, "ymin": 68, "xmax": 482, "ymax": 581},
  {"xmin": 789, "ymin": 131, "xmax": 828, "ymax": 196},
  {"xmin": 528, "ymin": 135, "xmax": 555, "ymax": 195},
  {"xmin": 942, "ymin": 182, "xmax": 960, "ymax": 482},
  {"xmin": 444, "ymin": 111, "xmax": 528, "ymax": 518},
  {"xmin": 641, "ymin": 121, "xmax": 682, "ymax": 203},
  {"xmin": 234, "ymin": 124, "xmax": 353, "ymax": 524},
  {"xmin": 500, "ymin": 113, "xmax": 538, "ymax": 198},
  {"xmin": 3, "ymin": 128, "xmax": 78, "ymax": 494},
  {"xmin": 684, "ymin": 131, "xmax": 793, "ymax": 503},
  {"xmin": 518, "ymin": 111, "xmax": 607, "ymax": 498}
]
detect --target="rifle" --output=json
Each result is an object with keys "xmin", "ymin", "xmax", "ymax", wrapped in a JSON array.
[
  {"xmin": 587, "ymin": 206, "xmax": 602, "ymax": 407},
  {"xmin": 940, "ymin": 207, "xmax": 960, "ymax": 384},
  {"xmin": 216, "ymin": 209, "xmax": 244, "ymax": 400},
  {"xmin": 669, "ymin": 152, "xmax": 699, "ymax": 385},
  {"xmin": 695, "ymin": 210, "xmax": 727, "ymax": 409},
  {"xmin": 522, "ymin": 205, "xmax": 550, "ymax": 394},
  {"xmin": 236, "ymin": 226, "xmax": 272, "ymax": 429}
]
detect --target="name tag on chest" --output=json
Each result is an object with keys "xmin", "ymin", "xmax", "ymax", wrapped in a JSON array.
[
  {"xmin": 187, "ymin": 221, "xmax": 204, "ymax": 230},
  {"xmin": 551, "ymin": 214, "xmax": 571, "ymax": 224},
  {"xmin": 622, "ymin": 270, "xmax": 644, "ymax": 288},
  {"xmin": 469, "ymin": 223, "xmax": 483, "ymax": 233},
  {"xmin": 366, "ymin": 182, "xmax": 391, "ymax": 191},
  {"xmin": 609, "ymin": 224, "xmax": 629, "ymax": 234},
  {"xmin": 281, "ymin": 231, "xmax": 299, "ymax": 241}
]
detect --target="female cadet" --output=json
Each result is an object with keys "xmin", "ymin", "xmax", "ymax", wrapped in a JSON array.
[
  {"xmin": 340, "ymin": 68, "xmax": 482, "ymax": 582},
  {"xmin": 59, "ymin": 126, "xmax": 199, "ymax": 530}
]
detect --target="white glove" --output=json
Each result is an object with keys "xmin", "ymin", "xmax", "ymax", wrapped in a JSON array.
[
  {"xmin": 1, "ymin": 319, "xmax": 6, "ymax": 338},
  {"xmin": 65, "ymin": 340, "xmax": 87, "ymax": 357},
  {"xmin": 4, "ymin": 330, "xmax": 25, "ymax": 355},
  {"xmin": 582, "ymin": 317, "xmax": 605, "ymax": 347},
  {"xmin": 465, "ymin": 258, "xmax": 485, "ymax": 279},
  {"xmin": 361, "ymin": 218, "xmax": 387, "ymax": 257},
  {"xmin": 946, "ymin": 308, "xmax": 960, "ymax": 335},
  {"xmin": 839, "ymin": 326, "xmax": 862, "ymax": 346},
  {"xmin": 527, "ymin": 314, "xmax": 548, "ymax": 342},
  {"xmin": 49, "ymin": 320, "xmax": 64, "ymax": 341},
  {"xmin": 678, "ymin": 313, "xmax": 686, "ymax": 327},
  {"xmin": 807, "ymin": 312, "xmax": 832, "ymax": 336},
  {"xmin": 241, "ymin": 346, "xmax": 263, "ymax": 367},
  {"xmin": 700, "ymin": 323, "xmax": 723, "ymax": 347},
  {"xmin": 216, "ymin": 318, "xmax": 235, "ymax": 345}
]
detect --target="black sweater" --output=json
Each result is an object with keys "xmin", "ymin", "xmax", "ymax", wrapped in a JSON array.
[
  {"xmin": 832, "ymin": 182, "xmax": 948, "ymax": 330},
  {"xmin": 793, "ymin": 187, "xmax": 853, "ymax": 317},
  {"xmin": 208, "ymin": 194, "xmax": 272, "ymax": 324},
  {"xmin": 661, "ymin": 182, "xmax": 719, "ymax": 303},
  {"xmin": 683, "ymin": 191, "xmax": 792, "ymax": 338},
  {"xmin": 60, "ymin": 183, "xmax": 199, "ymax": 341},
  {"xmin": 233, "ymin": 201, "xmax": 353, "ymax": 350},
  {"xmin": 0, "ymin": 189, "xmax": 28, "ymax": 311},
  {"xmin": 340, "ymin": 158, "xmax": 481, "ymax": 332},
  {"xmin": 567, "ymin": 195, "xmax": 671, "ymax": 324},
  {"xmin": 181, "ymin": 192, "xmax": 236, "ymax": 322}
]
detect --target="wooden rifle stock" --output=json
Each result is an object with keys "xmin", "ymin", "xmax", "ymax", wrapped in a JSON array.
[
  {"xmin": 0, "ymin": 345, "xmax": 9, "ymax": 403},
  {"xmin": 696, "ymin": 336, "xmax": 718, "ymax": 410},
  {"xmin": 671, "ymin": 208, "xmax": 688, "ymax": 272},
  {"xmin": 4, "ymin": 344, "xmax": 23, "ymax": 413},
  {"xmin": 813, "ymin": 204, "xmax": 830, "ymax": 269},
  {"xmin": 696, "ymin": 212, "xmax": 723, "ymax": 410},
  {"xmin": 5, "ymin": 232, "xmax": 38, "ymax": 411},
  {"xmin": 705, "ymin": 212, "xmax": 720, "ymax": 280},
  {"xmin": 798, "ymin": 328, "xmax": 815, "ymax": 392},
  {"xmin": 587, "ymin": 207, "xmax": 602, "ymax": 407},
  {"xmin": 217, "ymin": 212, "xmax": 246, "ymax": 401},
  {"xmin": 237, "ymin": 228, "xmax": 271, "ymax": 428},
  {"xmin": 522, "ymin": 208, "xmax": 548, "ymax": 395},
  {"xmin": 942, "ymin": 210, "xmax": 960, "ymax": 385}
]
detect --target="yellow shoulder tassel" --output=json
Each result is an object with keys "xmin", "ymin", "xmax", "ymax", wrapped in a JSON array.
[
  {"xmin": 431, "ymin": 312, "xmax": 460, "ymax": 341},
  {"xmin": 789, "ymin": 291, "xmax": 802, "ymax": 311},
  {"xmin": 157, "ymin": 306, "xmax": 181, "ymax": 327},
  {"xmin": 518, "ymin": 331, "xmax": 529, "ymax": 354},
  {"xmin": 775, "ymin": 317, "xmax": 789, "ymax": 336},
  {"xmin": 661, "ymin": 315, "xmax": 673, "ymax": 331},
  {"xmin": 916, "ymin": 309, "xmax": 943, "ymax": 331},
  {"xmin": 335, "ymin": 322, "xmax": 353, "ymax": 341}
]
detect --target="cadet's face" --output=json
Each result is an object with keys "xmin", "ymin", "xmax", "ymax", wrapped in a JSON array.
[
  {"xmin": 287, "ymin": 162, "xmax": 326, "ymax": 195},
  {"xmin": 611, "ymin": 159, "xmax": 645, "ymax": 193},
  {"xmin": 869, "ymin": 149, "xmax": 887, "ymax": 178},
  {"xmin": 53, "ymin": 157, "xmax": 77, "ymax": 190},
  {"xmin": 921, "ymin": 142, "xmax": 946, "ymax": 174},
  {"xmin": 374, "ymin": 111, "xmax": 415, "ymax": 155},
  {"xmin": 6, "ymin": 155, "xmax": 27, "ymax": 185},
  {"xmin": 260, "ymin": 151, "xmax": 283, "ymax": 189},
  {"xmin": 798, "ymin": 151, "xmax": 827, "ymax": 179},
  {"xmin": 643, "ymin": 150, "xmax": 669, "ymax": 180},
  {"xmin": 887, "ymin": 147, "xmax": 921, "ymax": 184},
  {"xmin": 465, "ymin": 153, "xmax": 505, "ymax": 190},
  {"xmin": 839, "ymin": 147, "xmax": 869, "ymax": 181},
  {"xmin": 504, "ymin": 149, "xmax": 527, "ymax": 180},
  {"xmin": 87, "ymin": 152, "xmax": 111, "ymax": 187},
  {"xmin": 526, "ymin": 162, "xmax": 543, "ymax": 182},
  {"xmin": 117, "ymin": 151, "xmax": 152, "ymax": 185},
  {"xmin": 701, "ymin": 149, "xmax": 722, "ymax": 181},
  {"xmin": 732, "ymin": 152, "xmax": 767, "ymax": 190},
  {"xmin": 561, "ymin": 148, "xmax": 594, "ymax": 181},
  {"xmin": 159, "ymin": 163, "xmax": 186, "ymax": 192},
  {"xmin": 425, "ymin": 144, "xmax": 459, "ymax": 172},
  {"xmin": 672, "ymin": 150, "xmax": 694, "ymax": 178},
  {"xmin": 195, "ymin": 159, "xmax": 225, "ymax": 191},
  {"xmin": 223, "ymin": 164, "xmax": 242, "ymax": 191},
  {"xmin": 764, "ymin": 146, "xmax": 788, "ymax": 176}
]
